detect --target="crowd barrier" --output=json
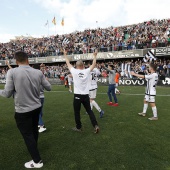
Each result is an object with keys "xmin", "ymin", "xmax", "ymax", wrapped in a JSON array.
[{"xmin": 0, "ymin": 47, "xmax": 170, "ymax": 67}]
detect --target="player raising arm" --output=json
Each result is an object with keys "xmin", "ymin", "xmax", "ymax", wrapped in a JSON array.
[
  {"xmin": 101, "ymin": 63, "xmax": 118, "ymax": 107},
  {"xmin": 130, "ymin": 63, "xmax": 158, "ymax": 120},
  {"xmin": 64, "ymin": 49, "xmax": 99, "ymax": 133}
]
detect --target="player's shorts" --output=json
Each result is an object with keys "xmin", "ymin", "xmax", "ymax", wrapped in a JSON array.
[
  {"xmin": 115, "ymin": 83, "xmax": 119, "ymax": 87},
  {"xmin": 89, "ymin": 89, "xmax": 97, "ymax": 99},
  {"xmin": 68, "ymin": 81, "xmax": 73, "ymax": 86},
  {"xmin": 144, "ymin": 95, "xmax": 155, "ymax": 103}
]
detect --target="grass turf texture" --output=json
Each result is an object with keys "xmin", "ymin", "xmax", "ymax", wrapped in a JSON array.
[{"xmin": 0, "ymin": 85, "xmax": 170, "ymax": 170}]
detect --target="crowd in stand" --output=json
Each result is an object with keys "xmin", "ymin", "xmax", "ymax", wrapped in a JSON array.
[
  {"xmin": 0, "ymin": 58, "xmax": 170, "ymax": 80},
  {"xmin": 1, "ymin": 19, "xmax": 170, "ymax": 60}
]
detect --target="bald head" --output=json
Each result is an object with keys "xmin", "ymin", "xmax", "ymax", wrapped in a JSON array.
[{"xmin": 76, "ymin": 60, "xmax": 84, "ymax": 69}]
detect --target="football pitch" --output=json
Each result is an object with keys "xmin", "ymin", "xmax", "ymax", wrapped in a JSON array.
[{"xmin": 0, "ymin": 85, "xmax": 170, "ymax": 170}]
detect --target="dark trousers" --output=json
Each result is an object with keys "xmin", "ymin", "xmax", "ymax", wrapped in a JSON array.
[
  {"xmin": 107, "ymin": 84, "xmax": 118, "ymax": 103},
  {"xmin": 15, "ymin": 107, "xmax": 42, "ymax": 163},
  {"xmin": 73, "ymin": 94, "xmax": 98, "ymax": 129}
]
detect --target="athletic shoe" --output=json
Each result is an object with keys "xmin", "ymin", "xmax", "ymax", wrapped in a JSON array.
[
  {"xmin": 39, "ymin": 126, "xmax": 47, "ymax": 133},
  {"xmin": 94, "ymin": 125, "xmax": 99, "ymax": 134},
  {"xmin": 107, "ymin": 102, "xmax": 113, "ymax": 105},
  {"xmin": 116, "ymin": 91, "xmax": 121, "ymax": 95},
  {"xmin": 69, "ymin": 90, "xmax": 72, "ymax": 93},
  {"xmin": 148, "ymin": 117, "xmax": 158, "ymax": 120},
  {"xmin": 112, "ymin": 103, "xmax": 119, "ymax": 107},
  {"xmin": 138, "ymin": 113, "xmax": 146, "ymax": 117},
  {"xmin": 100, "ymin": 110, "xmax": 104, "ymax": 118},
  {"xmin": 72, "ymin": 127, "xmax": 82, "ymax": 132},
  {"xmin": 24, "ymin": 160, "xmax": 43, "ymax": 168}
]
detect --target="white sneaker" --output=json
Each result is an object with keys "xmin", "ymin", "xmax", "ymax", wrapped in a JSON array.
[
  {"xmin": 138, "ymin": 113, "xmax": 146, "ymax": 117},
  {"xmin": 24, "ymin": 160, "xmax": 43, "ymax": 168},
  {"xmin": 39, "ymin": 126, "xmax": 47, "ymax": 133},
  {"xmin": 148, "ymin": 117, "xmax": 158, "ymax": 121}
]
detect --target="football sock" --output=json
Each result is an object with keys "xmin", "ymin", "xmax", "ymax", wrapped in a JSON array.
[
  {"xmin": 143, "ymin": 103, "xmax": 148, "ymax": 113},
  {"xmin": 152, "ymin": 106, "xmax": 157, "ymax": 117},
  {"xmin": 92, "ymin": 100, "xmax": 101, "ymax": 112}
]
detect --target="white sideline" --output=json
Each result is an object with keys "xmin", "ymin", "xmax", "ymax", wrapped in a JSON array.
[{"xmin": 46, "ymin": 91, "xmax": 170, "ymax": 97}]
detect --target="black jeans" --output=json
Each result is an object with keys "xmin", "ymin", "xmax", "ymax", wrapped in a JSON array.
[
  {"xmin": 73, "ymin": 94, "xmax": 98, "ymax": 129},
  {"xmin": 15, "ymin": 107, "xmax": 41, "ymax": 163}
]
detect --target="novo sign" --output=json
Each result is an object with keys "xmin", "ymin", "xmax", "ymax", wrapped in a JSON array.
[
  {"xmin": 162, "ymin": 77, "xmax": 170, "ymax": 85},
  {"xmin": 119, "ymin": 79, "xmax": 145, "ymax": 86}
]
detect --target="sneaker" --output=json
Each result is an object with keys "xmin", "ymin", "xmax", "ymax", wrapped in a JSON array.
[
  {"xmin": 94, "ymin": 125, "xmax": 99, "ymax": 134},
  {"xmin": 116, "ymin": 91, "xmax": 121, "ymax": 95},
  {"xmin": 107, "ymin": 102, "xmax": 113, "ymax": 106},
  {"xmin": 72, "ymin": 127, "xmax": 82, "ymax": 132},
  {"xmin": 100, "ymin": 110, "xmax": 104, "ymax": 118},
  {"xmin": 138, "ymin": 113, "xmax": 146, "ymax": 117},
  {"xmin": 112, "ymin": 103, "xmax": 119, "ymax": 107},
  {"xmin": 148, "ymin": 117, "xmax": 158, "ymax": 120},
  {"xmin": 24, "ymin": 160, "xmax": 43, "ymax": 168},
  {"xmin": 39, "ymin": 126, "xmax": 47, "ymax": 133}
]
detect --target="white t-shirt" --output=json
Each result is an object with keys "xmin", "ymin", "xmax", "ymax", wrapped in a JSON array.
[
  {"xmin": 89, "ymin": 68, "xmax": 101, "ymax": 90},
  {"xmin": 145, "ymin": 73, "xmax": 158, "ymax": 96},
  {"xmin": 70, "ymin": 67, "xmax": 91, "ymax": 95}
]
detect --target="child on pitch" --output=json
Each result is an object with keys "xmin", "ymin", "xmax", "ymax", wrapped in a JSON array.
[
  {"xmin": 130, "ymin": 63, "xmax": 158, "ymax": 120},
  {"xmin": 34, "ymin": 64, "xmax": 47, "ymax": 132}
]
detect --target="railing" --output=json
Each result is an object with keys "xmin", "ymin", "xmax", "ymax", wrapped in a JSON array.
[{"xmin": 0, "ymin": 42, "xmax": 169, "ymax": 60}]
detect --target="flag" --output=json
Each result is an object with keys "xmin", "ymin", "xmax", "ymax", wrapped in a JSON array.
[
  {"xmin": 44, "ymin": 20, "xmax": 48, "ymax": 27},
  {"xmin": 61, "ymin": 18, "xmax": 64, "ymax": 26},
  {"xmin": 143, "ymin": 50, "xmax": 156, "ymax": 63},
  {"xmin": 62, "ymin": 38, "xmax": 70, "ymax": 46},
  {"xmin": 52, "ymin": 17, "xmax": 56, "ymax": 25}
]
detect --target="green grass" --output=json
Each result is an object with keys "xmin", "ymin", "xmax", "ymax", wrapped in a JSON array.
[{"xmin": 0, "ymin": 85, "xmax": 170, "ymax": 170}]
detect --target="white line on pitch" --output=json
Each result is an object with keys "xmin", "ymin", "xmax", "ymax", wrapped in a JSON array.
[{"xmin": 46, "ymin": 91, "xmax": 170, "ymax": 97}]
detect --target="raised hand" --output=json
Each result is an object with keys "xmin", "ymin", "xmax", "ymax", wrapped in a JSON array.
[
  {"xmin": 93, "ymin": 49, "xmax": 98, "ymax": 57},
  {"xmin": 63, "ymin": 48, "xmax": 67, "ymax": 56}
]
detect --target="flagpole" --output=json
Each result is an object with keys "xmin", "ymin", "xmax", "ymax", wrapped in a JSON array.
[{"xmin": 48, "ymin": 21, "xmax": 49, "ymax": 37}]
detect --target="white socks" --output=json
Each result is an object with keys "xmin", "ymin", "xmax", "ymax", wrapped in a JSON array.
[
  {"xmin": 142, "ymin": 104, "xmax": 157, "ymax": 118},
  {"xmin": 152, "ymin": 106, "xmax": 157, "ymax": 118},
  {"xmin": 91, "ymin": 100, "xmax": 101, "ymax": 112},
  {"xmin": 143, "ymin": 103, "xmax": 148, "ymax": 113}
]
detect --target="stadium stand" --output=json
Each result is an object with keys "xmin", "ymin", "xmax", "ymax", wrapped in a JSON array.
[{"xmin": 1, "ymin": 19, "xmax": 170, "ymax": 59}]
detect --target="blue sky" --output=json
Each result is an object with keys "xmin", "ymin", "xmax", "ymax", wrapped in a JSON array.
[{"xmin": 0, "ymin": 0, "xmax": 170, "ymax": 42}]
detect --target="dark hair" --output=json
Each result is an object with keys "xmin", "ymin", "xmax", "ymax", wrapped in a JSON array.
[
  {"xmin": 15, "ymin": 51, "xmax": 28, "ymax": 63},
  {"xmin": 109, "ymin": 65, "xmax": 114, "ymax": 70},
  {"xmin": 149, "ymin": 63, "xmax": 157, "ymax": 71}
]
